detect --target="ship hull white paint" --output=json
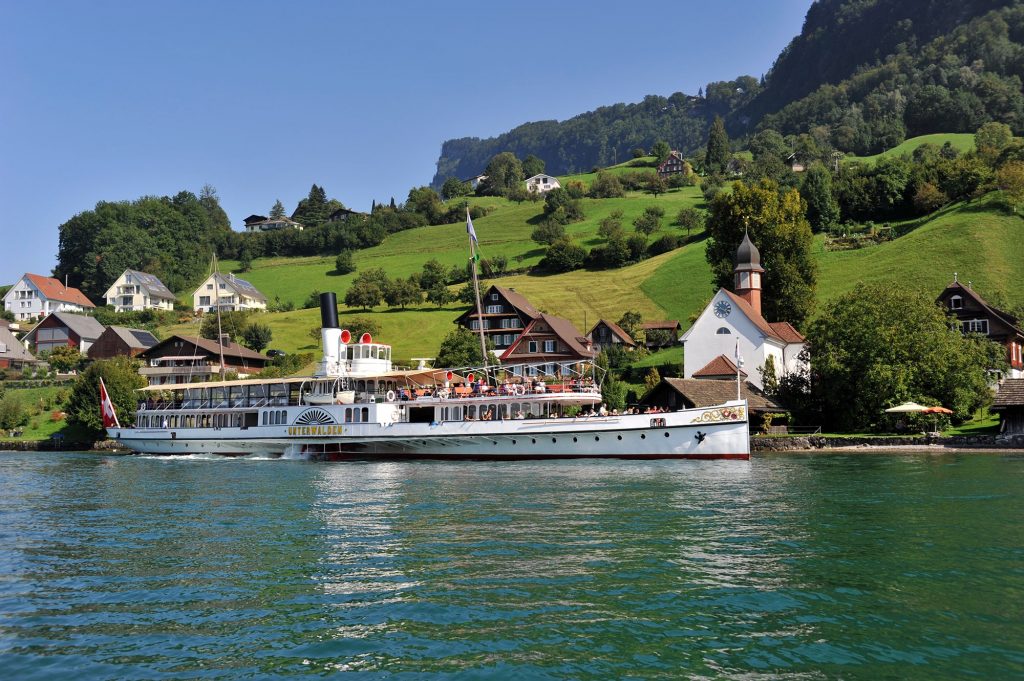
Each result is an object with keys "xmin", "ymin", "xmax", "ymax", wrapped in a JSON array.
[{"xmin": 109, "ymin": 406, "xmax": 749, "ymax": 460}]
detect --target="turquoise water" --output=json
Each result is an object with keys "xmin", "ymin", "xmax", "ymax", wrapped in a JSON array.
[{"xmin": 0, "ymin": 452, "xmax": 1021, "ymax": 679}]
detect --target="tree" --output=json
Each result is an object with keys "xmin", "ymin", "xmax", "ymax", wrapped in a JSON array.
[
  {"xmin": 542, "ymin": 188, "xmax": 584, "ymax": 223},
  {"xmin": 441, "ymin": 177, "xmax": 471, "ymax": 201},
  {"xmin": 651, "ymin": 140, "xmax": 671, "ymax": 163},
  {"xmin": 913, "ymin": 182, "xmax": 949, "ymax": 214},
  {"xmin": 808, "ymin": 284, "xmax": 1005, "ymax": 432},
  {"xmin": 633, "ymin": 211, "xmax": 660, "ymax": 236},
  {"xmin": 405, "ymin": 186, "xmax": 444, "ymax": 224},
  {"xmin": 269, "ymin": 199, "xmax": 285, "ymax": 219},
  {"xmin": 799, "ymin": 163, "xmax": 840, "ymax": 231},
  {"xmin": 598, "ymin": 215, "xmax": 623, "ymax": 239},
  {"xmin": 522, "ymin": 154, "xmax": 545, "ymax": 178},
  {"xmin": 344, "ymin": 280, "xmax": 383, "ymax": 311},
  {"xmin": 995, "ymin": 160, "xmax": 1024, "ymax": 210},
  {"xmin": 291, "ymin": 184, "xmax": 330, "ymax": 228},
  {"xmin": 435, "ymin": 327, "xmax": 495, "ymax": 368},
  {"xmin": 426, "ymin": 282, "xmax": 455, "ymax": 309},
  {"xmin": 617, "ymin": 311, "xmax": 642, "ymax": 338},
  {"xmin": 644, "ymin": 367, "xmax": 661, "ymax": 394},
  {"xmin": 675, "ymin": 207, "xmax": 705, "ymax": 237},
  {"xmin": 0, "ymin": 393, "xmax": 27, "ymax": 431},
  {"xmin": 334, "ymin": 250, "xmax": 356, "ymax": 274},
  {"xmin": 200, "ymin": 310, "xmax": 252, "ymax": 342},
  {"xmin": 705, "ymin": 179, "xmax": 816, "ymax": 327},
  {"xmin": 531, "ymin": 221, "xmax": 566, "ymax": 246},
  {"xmin": 479, "ymin": 152, "xmax": 524, "ymax": 196},
  {"xmin": 601, "ymin": 369, "xmax": 627, "ymax": 411},
  {"xmin": 540, "ymin": 237, "xmax": 586, "ymax": 273},
  {"xmin": 66, "ymin": 356, "xmax": 147, "ymax": 440},
  {"xmin": 589, "ymin": 171, "xmax": 625, "ymax": 198},
  {"xmin": 345, "ymin": 317, "xmax": 382, "ymax": 342},
  {"xmin": 47, "ymin": 345, "xmax": 84, "ymax": 374},
  {"xmin": 384, "ymin": 277, "xmax": 421, "ymax": 310},
  {"xmin": 418, "ymin": 258, "xmax": 448, "ymax": 291},
  {"xmin": 646, "ymin": 174, "xmax": 668, "ymax": 197},
  {"xmin": 242, "ymin": 322, "xmax": 273, "ymax": 353},
  {"xmin": 704, "ymin": 116, "xmax": 731, "ymax": 174},
  {"xmin": 975, "ymin": 121, "xmax": 1014, "ymax": 163}
]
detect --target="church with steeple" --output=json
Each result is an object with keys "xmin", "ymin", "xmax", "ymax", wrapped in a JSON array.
[{"xmin": 679, "ymin": 233, "xmax": 807, "ymax": 391}]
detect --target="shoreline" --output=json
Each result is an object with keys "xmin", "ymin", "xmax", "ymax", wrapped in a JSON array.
[{"xmin": 1, "ymin": 434, "xmax": 1023, "ymax": 455}]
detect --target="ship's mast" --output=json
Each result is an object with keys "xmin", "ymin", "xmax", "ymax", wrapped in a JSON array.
[
  {"xmin": 213, "ymin": 254, "xmax": 226, "ymax": 381},
  {"xmin": 467, "ymin": 208, "xmax": 488, "ymax": 372}
]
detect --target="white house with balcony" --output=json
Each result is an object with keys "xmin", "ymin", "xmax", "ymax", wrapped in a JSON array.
[
  {"xmin": 2, "ymin": 273, "xmax": 95, "ymax": 321},
  {"xmin": 103, "ymin": 269, "xmax": 176, "ymax": 312},
  {"xmin": 192, "ymin": 272, "xmax": 267, "ymax": 313},
  {"xmin": 244, "ymin": 216, "xmax": 304, "ymax": 233},
  {"xmin": 525, "ymin": 174, "xmax": 561, "ymax": 193}
]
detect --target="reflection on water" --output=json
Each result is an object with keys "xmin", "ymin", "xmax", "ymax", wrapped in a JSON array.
[{"xmin": 0, "ymin": 453, "xmax": 1021, "ymax": 679}]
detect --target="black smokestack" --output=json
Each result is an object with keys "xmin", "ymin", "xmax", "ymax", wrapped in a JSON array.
[{"xmin": 319, "ymin": 292, "xmax": 339, "ymax": 329}]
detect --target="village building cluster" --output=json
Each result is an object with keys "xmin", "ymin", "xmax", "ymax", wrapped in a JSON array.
[{"xmin": 2, "ymin": 234, "xmax": 1023, "ymax": 433}]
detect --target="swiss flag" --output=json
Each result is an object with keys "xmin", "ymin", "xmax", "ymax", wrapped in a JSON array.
[{"xmin": 99, "ymin": 377, "xmax": 121, "ymax": 429}]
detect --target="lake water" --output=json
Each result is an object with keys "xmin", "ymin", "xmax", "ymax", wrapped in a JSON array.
[{"xmin": 0, "ymin": 452, "xmax": 1021, "ymax": 679}]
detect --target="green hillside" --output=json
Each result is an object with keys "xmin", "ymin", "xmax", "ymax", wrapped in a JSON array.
[
  {"xmin": 162, "ymin": 177, "xmax": 1024, "ymax": 365},
  {"xmin": 843, "ymin": 133, "xmax": 976, "ymax": 165}
]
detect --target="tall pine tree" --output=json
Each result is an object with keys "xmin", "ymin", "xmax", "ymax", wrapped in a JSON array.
[
  {"xmin": 269, "ymin": 199, "xmax": 285, "ymax": 219},
  {"xmin": 704, "ymin": 116, "xmax": 731, "ymax": 174}
]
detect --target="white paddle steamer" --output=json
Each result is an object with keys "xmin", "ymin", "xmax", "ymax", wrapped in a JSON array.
[{"xmin": 104, "ymin": 293, "xmax": 749, "ymax": 460}]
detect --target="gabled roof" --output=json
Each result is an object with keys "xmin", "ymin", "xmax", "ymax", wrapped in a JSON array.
[
  {"xmin": 122, "ymin": 269, "xmax": 175, "ymax": 300},
  {"xmin": 939, "ymin": 281, "xmax": 1024, "ymax": 336},
  {"xmin": 693, "ymin": 354, "xmax": 747, "ymax": 378},
  {"xmin": 768, "ymin": 321, "xmax": 805, "ymax": 344},
  {"xmin": 244, "ymin": 214, "xmax": 268, "ymax": 224},
  {"xmin": 203, "ymin": 272, "xmax": 267, "ymax": 303},
  {"xmin": 525, "ymin": 174, "xmax": 557, "ymax": 183},
  {"xmin": 494, "ymin": 286, "xmax": 541, "ymax": 319},
  {"xmin": 0, "ymin": 325, "xmax": 37, "ymax": 363},
  {"xmin": 326, "ymin": 207, "xmax": 367, "ymax": 221},
  {"xmin": 22, "ymin": 274, "xmax": 94, "ymax": 307},
  {"xmin": 640, "ymin": 320, "xmax": 682, "ymax": 331},
  {"xmin": 26, "ymin": 312, "xmax": 105, "ymax": 342},
  {"xmin": 140, "ymin": 334, "xmax": 267, "ymax": 362},
  {"xmin": 587, "ymin": 319, "xmax": 637, "ymax": 347},
  {"xmin": 249, "ymin": 215, "xmax": 302, "ymax": 227},
  {"xmin": 107, "ymin": 326, "xmax": 160, "ymax": 350},
  {"xmin": 993, "ymin": 379, "xmax": 1024, "ymax": 409},
  {"xmin": 499, "ymin": 313, "xmax": 596, "ymax": 361},
  {"xmin": 653, "ymin": 377, "xmax": 781, "ymax": 412},
  {"xmin": 720, "ymin": 290, "xmax": 802, "ymax": 344}
]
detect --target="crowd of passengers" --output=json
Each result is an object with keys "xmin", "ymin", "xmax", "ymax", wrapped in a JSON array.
[
  {"xmin": 401, "ymin": 377, "xmax": 597, "ymax": 401},
  {"xmin": 466, "ymin": 403, "xmax": 673, "ymax": 420}
]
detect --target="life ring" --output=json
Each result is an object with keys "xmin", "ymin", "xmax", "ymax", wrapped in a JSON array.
[
  {"xmin": 386, "ymin": 390, "xmax": 396, "ymax": 402},
  {"xmin": 438, "ymin": 388, "xmax": 450, "ymax": 399}
]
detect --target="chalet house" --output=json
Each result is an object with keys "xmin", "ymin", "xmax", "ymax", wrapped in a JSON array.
[
  {"xmin": 22, "ymin": 312, "xmax": 106, "ymax": 355},
  {"xmin": 499, "ymin": 313, "xmax": 597, "ymax": 376},
  {"xmin": 3, "ymin": 273, "xmax": 95, "ymax": 321},
  {"xmin": 640, "ymin": 321, "xmax": 682, "ymax": 349},
  {"xmin": 326, "ymin": 207, "xmax": 367, "ymax": 223},
  {"xmin": 525, "ymin": 174, "xmax": 561, "ymax": 194},
  {"xmin": 586, "ymin": 319, "xmax": 637, "ymax": 352},
  {"xmin": 465, "ymin": 174, "xmax": 487, "ymax": 191},
  {"xmin": 243, "ymin": 214, "xmax": 268, "ymax": 229},
  {"xmin": 87, "ymin": 326, "xmax": 159, "ymax": 361},
  {"xmin": 244, "ymin": 216, "xmax": 304, "ymax": 233},
  {"xmin": 455, "ymin": 285, "xmax": 541, "ymax": 355},
  {"xmin": 936, "ymin": 278, "xmax": 1024, "ymax": 379},
  {"xmin": 103, "ymin": 269, "xmax": 175, "ymax": 312},
  {"xmin": 993, "ymin": 379, "xmax": 1024, "ymax": 434},
  {"xmin": 137, "ymin": 334, "xmax": 268, "ymax": 385},
  {"xmin": 680, "ymin": 233, "xmax": 807, "ymax": 391},
  {"xmin": 192, "ymin": 272, "xmax": 267, "ymax": 313},
  {"xmin": 657, "ymin": 151, "xmax": 692, "ymax": 179},
  {"xmin": 0, "ymin": 324, "xmax": 39, "ymax": 370}
]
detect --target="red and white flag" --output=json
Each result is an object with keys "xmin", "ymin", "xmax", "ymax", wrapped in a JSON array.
[{"xmin": 99, "ymin": 377, "xmax": 121, "ymax": 429}]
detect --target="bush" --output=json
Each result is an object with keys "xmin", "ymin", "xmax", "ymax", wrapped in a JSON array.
[
  {"xmin": 531, "ymin": 221, "xmax": 567, "ymax": 246},
  {"xmin": 539, "ymin": 237, "xmax": 586, "ymax": 273},
  {"xmin": 334, "ymin": 250, "xmax": 356, "ymax": 274},
  {"xmin": 648, "ymin": 234, "xmax": 681, "ymax": 255}
]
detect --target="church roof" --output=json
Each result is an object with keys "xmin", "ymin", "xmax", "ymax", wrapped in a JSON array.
[
  {"xmin": 734, "ymin": 231, "xmax": 764, "ymax": 271},
  {"xmin": 720, "ymin": 290, "xmax": 802, "ymax": 344},
  {"xmin": 693, "ymin": 354, "xmax": 748, "ymax": 378}
]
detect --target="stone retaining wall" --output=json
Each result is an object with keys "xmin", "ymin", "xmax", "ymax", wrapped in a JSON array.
[{"xmin": 754, "ymin": 433, "xmax": 1024, "ymax": 451}]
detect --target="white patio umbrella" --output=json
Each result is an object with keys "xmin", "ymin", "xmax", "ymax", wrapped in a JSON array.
[{"xmin": 884, "ymin": 402, "xmax": 928, "ymax": 413}]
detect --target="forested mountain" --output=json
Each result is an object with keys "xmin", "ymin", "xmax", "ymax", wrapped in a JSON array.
[{"xmin": 432, "ymin": 0, "xmax": 1023, "ymax": 183}]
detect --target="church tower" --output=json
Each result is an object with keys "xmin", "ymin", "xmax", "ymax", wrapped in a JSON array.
[{"xmin": 734, "ymin": 231, "xmax": 765, "ymax": 316}]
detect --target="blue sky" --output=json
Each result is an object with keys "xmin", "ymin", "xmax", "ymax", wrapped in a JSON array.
[{"xmin": 0, "ymin": 0, "xmax": 813, "ymax": 281}]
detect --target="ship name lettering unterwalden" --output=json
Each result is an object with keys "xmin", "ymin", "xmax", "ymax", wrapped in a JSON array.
[{"xmin": 287, "ymin": 425, "xmax": 346, "ymax": 436}]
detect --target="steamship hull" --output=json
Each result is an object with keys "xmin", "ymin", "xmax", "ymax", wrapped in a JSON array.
[{"xmin": 108, "ymin": 403, "xmax": 750, "ymax": 460}]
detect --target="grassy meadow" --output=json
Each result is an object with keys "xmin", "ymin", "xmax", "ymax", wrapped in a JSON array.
[{"xmin": 844, "ymin": 133, "xmax": 975, "ymax": 165}]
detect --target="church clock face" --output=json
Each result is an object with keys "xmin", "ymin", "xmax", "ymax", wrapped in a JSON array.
[{"xmin": 714, "ymin": 300, "xmax": 732, "ymax": 318}]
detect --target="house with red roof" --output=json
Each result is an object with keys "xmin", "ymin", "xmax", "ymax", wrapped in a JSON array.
[
  {"xmin": 679, "ymin": 233, "xmax": 807, "ymax": 391},
  {"xmin": 936, "ymin": 277, "xmax": 1024, "ymax": 379},
  {"xmin": 455, "ymin": 285, "xmax": 542, "ymax": 356},
  {"xmin": 586, "ymin": 319, "xmax": 637, "ymax": 352},
  {"xmin": 2, "ymin": 273, "xmax": 95, "ymax": 321},
  {"xmin": 499, "ymin": 313, "xmax": 596, "ymax": 377}
]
